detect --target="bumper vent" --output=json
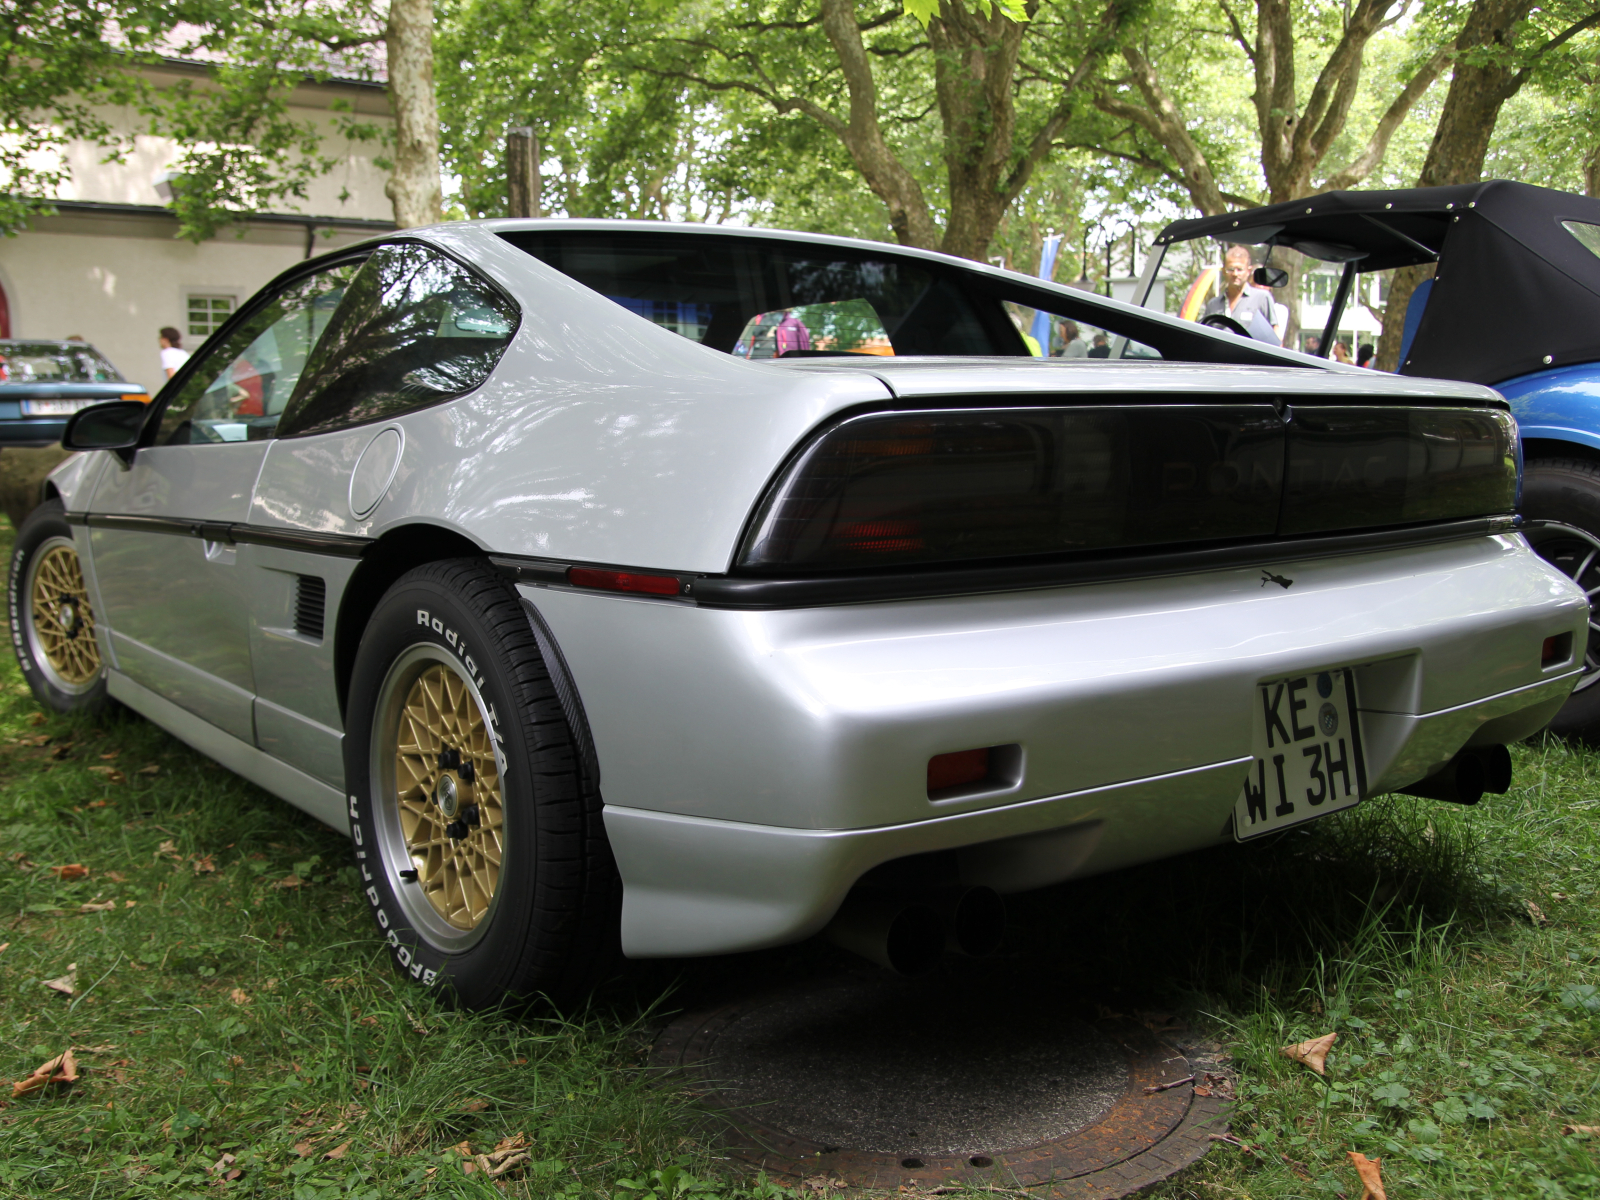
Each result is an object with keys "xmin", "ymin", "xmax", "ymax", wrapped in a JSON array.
[{"xmin": 294, "ymin": 575, "xmax": 327, "ymax": 641}]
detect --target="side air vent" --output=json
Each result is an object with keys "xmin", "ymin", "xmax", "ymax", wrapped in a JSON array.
[{"xmin": 294, "ymin": 575, "xmax": 327, "ymax": 641}]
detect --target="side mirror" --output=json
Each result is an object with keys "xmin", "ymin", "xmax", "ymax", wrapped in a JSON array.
[
  {"xmin": 63, "ymin": 400, "xmax": 149, "ymax": 459},
  {"xmin": 1253, "ymin": 265, "xmax": 1290, "ymax": 288}
]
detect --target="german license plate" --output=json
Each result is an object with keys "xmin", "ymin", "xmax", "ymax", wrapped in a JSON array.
[
  {"xmin": 21, "ymin": 399, "xmax": 95, "ymax": 416},
  {"xmin": 1233, "ymin": 669, "xmax": 1367, "ymax": 841}
]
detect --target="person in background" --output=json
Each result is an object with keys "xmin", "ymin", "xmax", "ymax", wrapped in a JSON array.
[
  {"xmin": 159, "ymin": 327, "xmax": 190, "ymax": 379},
  {"xmin": 773, "ymin": 310, "xmax": 812, "ymax": 357},
  {"xmin": 1303, "ymin": 334, "xmax": 1321, "ymax": 356},
  {"xmin": 1332, "ymin": 340, "xmax": 1353, "ymax": 364},
  {"xmin": 1055, "ymin": 320, "xmax": 1088, "ymax": 358},
  {"xmin": 1086, "ymin": 333, "xmax": 1111, "ymax": 359},
  {"xmin": 1202, "ymin": 245, "xmax": 1276, "ymax": 330},
  {"xmin": 1357, "ymin": 342, "xmax": 1376, "ymax": 368},
  {"xmin": 1268, "ymin": 291, "xmax": 1289, "ymax": 343}
]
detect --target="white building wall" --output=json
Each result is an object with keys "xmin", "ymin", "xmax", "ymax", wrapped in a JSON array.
[
  {"xmin": 0, "ymin": 216, "xmax": 377, "ymax": 388},
  {"xmin": 0, "ymin": 66, "xmax": 393, "ymax": 387}
]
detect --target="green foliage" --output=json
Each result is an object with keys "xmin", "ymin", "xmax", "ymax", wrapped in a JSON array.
[{"xmin": 0, "ymin": 0, "xmax": 386, "ymax": 242}]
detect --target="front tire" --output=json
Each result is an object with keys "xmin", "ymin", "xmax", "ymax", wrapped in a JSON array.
[
  {"xmin": 8, "ymin": 499, "xmax": 110, "ymax": 713},
  {"xmin": 1522, "ymin": 458, "xmax": 1600, "ymax": 741},
  {"xmin": 343, "ymin": 559, "xmax": 619, "ymax": 1008}
]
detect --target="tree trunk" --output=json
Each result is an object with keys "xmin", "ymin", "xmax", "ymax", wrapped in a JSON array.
[
  {"xmin": 1416, "ymin": 0, "xmax": 1534, "ymax": 188},
  {"xmin": 385, "ymin": 0, "xmax": 444, "ymax": 228},
  {"xmin": 1374, "ymin": 0, "xmax": 1535, "ymax": 370},
  {"xmin": 1585, "ymin": 141, "xmax": 1600, "ymax": 197},
  {"xmin": 927, "ymin": 2, "xmax": 1027, "ymax": 259}
]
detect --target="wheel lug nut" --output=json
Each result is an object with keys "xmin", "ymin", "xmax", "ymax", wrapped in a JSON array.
[
  {"xmin": 444, "ymin": 819, "xmax": 469, "ymax": 840},
  {"xmin": 438, "ymin": 748, "xmax": 461, "ymax": 770},
  {"xmin": 462, "ymin": 804, "xmax": 480, "ymax": 827},
  {"xmin": 457, "ymin": 761, "xmax": 475, "ymax": 783}
]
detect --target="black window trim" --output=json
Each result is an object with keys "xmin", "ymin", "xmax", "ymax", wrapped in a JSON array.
[{"xmin": 139, "ymin": 236, "xmax": 522, "ymax": 448}]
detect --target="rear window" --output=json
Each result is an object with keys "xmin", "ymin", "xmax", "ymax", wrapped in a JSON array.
[
  {"xmin": 499, "ymin": 231, "xmax": 1018, "ymax": 357},
  {"xmin": 0, "ymin": 342, "xmax": 122, "ymax": 383}
]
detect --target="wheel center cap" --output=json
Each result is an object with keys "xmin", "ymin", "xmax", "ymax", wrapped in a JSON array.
[
  {"xmin": 435, "ymin": 773, "xmax": 460, "ymax": 818},
  {"xmin": 58, "ymin": 602, "xmax": 77, "ymax": 634}
]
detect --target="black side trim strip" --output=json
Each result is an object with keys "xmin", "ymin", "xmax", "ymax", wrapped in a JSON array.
[
  {"xmin": 80, "ymin": 513, "xmax": 372, "ymax": 558},
  {"xmin": 691, "ymin": 516, "xmax": 1517, "ymax": 610},
  {"xmin": 518, "ymin": 598, "xmax": 601, "ymax": 787}
]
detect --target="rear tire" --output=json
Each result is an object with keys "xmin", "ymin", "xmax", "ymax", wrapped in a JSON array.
[
  {"xmin": 7, "ymin": 499, "xmax": 111, "ymax": 714},
  {"xmin": 1521, "ymin": 458, "xmax": 1600, "ymax": 741},
  {"xmin": 342, "ymin": 558, "xmax": 619, "ymax": 1008}
]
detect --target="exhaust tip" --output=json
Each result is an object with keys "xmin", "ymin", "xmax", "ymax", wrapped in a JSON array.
[
  {"xmin": 948, "ymin": 886, "xmax": 1006, "ymax": 957},
  {"xmin": 825, "ymin": 895, "xmax": 945, "ymax": 976},
  {"xmin": 1401, "ymin": 743, "xmax": 1511, "ymax": 806},
  {"xmin": 884, "ymin": 906, "xmax": 945, "ymax": 976}
]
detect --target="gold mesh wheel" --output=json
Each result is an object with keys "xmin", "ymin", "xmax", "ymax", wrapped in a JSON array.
[
  {"xmin": 26, "ymin": 538, "xmax": 102, "ymax": 692},
  {"xmin": 392, "ymin": 660, "xmax": 506, "ymax": 932}
]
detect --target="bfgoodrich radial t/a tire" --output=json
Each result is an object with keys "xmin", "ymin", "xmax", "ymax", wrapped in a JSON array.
[
  {"xmin": 8, "ymin": 499, "xmax": 110, "ymax": 714},
  {"xmin": 343, "ymin": 559, "xmax": 619, "ymax": 1008},
  {"xmin": 1522, "ymin": 459, "xmax": 1600, "ymax": 742}
]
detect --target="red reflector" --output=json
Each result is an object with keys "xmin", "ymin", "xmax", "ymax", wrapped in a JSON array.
[
  {"xmin": 928, "ymin": 748, "xmax": 990, "ymax": 793},
  {"xmin": 839, "ymin": 519, "xmax": 924, "ymax": 554},
  {"xmin": 568, "ymin": 567, "xmax": 681, "ymax": 596}
]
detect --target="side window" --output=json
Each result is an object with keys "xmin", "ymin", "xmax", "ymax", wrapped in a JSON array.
[
  {"xmin": 274, "ymin": 243, "xmax": 518, "ymax": 439},
  {"xmin": 156, "ymin": 262, "xmax": 362, "ymax": 446}
]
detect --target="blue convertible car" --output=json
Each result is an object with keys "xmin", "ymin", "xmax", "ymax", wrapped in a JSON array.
[{"xmin": 1147, "ymin": 181, "xmax": 1600, "ymax": 740}]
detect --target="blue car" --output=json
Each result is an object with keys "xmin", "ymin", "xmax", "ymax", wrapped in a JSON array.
[
  {"xmin": 1147, "ymin": 181, "xmax": 1600, "ymax": 740},
  {"xmin": 0, "ymin": 339, "xmax": 149, "ymax": 448}
]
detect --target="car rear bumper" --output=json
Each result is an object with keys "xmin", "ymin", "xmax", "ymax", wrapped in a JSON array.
[
  {"xmin": 522, "ymin": 532, "xmax": 1587, "ymax": 957},
  {"xmin": 0, "ymin": 417, "xmax": 69, "ymax": 447}
]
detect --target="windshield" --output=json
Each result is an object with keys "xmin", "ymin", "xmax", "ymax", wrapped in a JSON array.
[{"xmin": 0, "ymin": 342, "xmax": 123, "ymax": 383}]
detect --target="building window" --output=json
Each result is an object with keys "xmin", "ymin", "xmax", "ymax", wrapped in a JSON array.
[{"xmin": 187, "ymin": 294, "xmax": 236, "ymax": 341}]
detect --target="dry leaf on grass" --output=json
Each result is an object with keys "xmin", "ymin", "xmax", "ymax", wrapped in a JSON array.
[
  {"xmin": 1526, "ymin": 899, "xmax": 1550, "ymax": 926},
  {"xmin": 229, "ymin": 988, "xmax": 250, "ymax": 1005},
  {"xmin": 44, "ymin": 964, "xmax": 78, "ymax": 996},
  {"xmin": 1280, "ymin": 1031, "xmax": 1337, "ymax": 1075},
  {"xmin": 272, "ymin": 874, "xmax": 303, "ymax": 890},
  {"xmin": 10, "ymin": 1049, "xmax": 79, "ymax": 1098},
  {"xmin": 29, "ymin": 711, "xmax": 47, "ymax": 726},
  {"xmin": 88, "ymin": 799, "xmax": 112, "ymax": 809},
  {"xmin": 87, "ymin": 766, "xmax": 126, "ymax": 783},
  {"xmin": 0, "ymin": 943, "xmax": 9, "ymax": 955},
  {"xmin": 1192, "ymin": 1071, "xmax": 1236, "ymax": 1099},
  {"xmin": 50, "ymin": 863, "xmax": 89, "ymax": 880},
  {"xmin": 324, "ymin": 1140, "xmax": 351, "ymax": 1160},
  {"xmin": 78, "ymin": 900, "xmax": 116, "ymax": 913},
  {"xmin": 1348, "ymin": 1152, "xmax": 1386, "ymax": 1200},
  {"xmin": 209, "ymin": 1152, "xmax": 242, "ymax": 1181},
  {"xmin": 192, "ymin": 855, "xmax": 216, "ymax": 875},
  {"xmin": 291, "ymin": 1139, "xmax": 317, "ymax": 1157},
  {"xmin": 460, "ymin": 1098, "xmax": 489, "ymax": 1112},
  {"xmin": 104, "ymin": 871, "xmax": 126, "ymax": 882},
  {"xmin": 137, "ymin": 764, "xmax": 160, "ymax": 776},
  {"xmin": 156, "ymin": 840, "xmax": 181, "ymax": 862},
  {"xmin": 1563, "ymin": 1124, "xmax": 1600, "ymax": 1136}
]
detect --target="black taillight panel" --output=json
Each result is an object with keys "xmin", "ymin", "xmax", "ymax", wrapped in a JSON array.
[
  {"xmin": 1282, "ymin": 407, "xmax": 1517, "ymax": 535},
  {"xmin": 738, "ymin": 401, "xmax": 1518, "ymax": 575},
  {"xmin": 739, "ymin": 405, "xmax": 1285, "ymax": 571}
]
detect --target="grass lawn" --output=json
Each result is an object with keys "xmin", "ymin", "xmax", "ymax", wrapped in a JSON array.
[{"xmin": 2, "ymin": 516, "xmax": 1597, "ymax": 1199}]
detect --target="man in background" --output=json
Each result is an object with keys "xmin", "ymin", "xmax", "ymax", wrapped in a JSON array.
[{"xmin": 1202, "ymin": 245, "xmax": 1275, "ymax": 331}]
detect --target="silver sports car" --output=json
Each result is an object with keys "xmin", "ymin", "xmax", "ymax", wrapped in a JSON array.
[{"xmin": 9, "ymin": 221, "xmax": 1587, "ymax": 1006}]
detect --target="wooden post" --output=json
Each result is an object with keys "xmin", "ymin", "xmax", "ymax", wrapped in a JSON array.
[{"xmin": 506, "ymin": 127, "xmax": 541, "ymax": 218}]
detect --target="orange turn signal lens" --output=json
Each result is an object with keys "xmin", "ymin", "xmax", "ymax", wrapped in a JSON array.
[
  {"xmin": 121, "ymin": 392, "xmax": 152, "ymax": 404},
  {"xmin": 567, "ymin": 567, "xmax": 681, "ymax": 596}
]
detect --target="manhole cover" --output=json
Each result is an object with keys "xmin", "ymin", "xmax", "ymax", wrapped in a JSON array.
[{"xmin": 652, "ymin": 975, "xmax": 1231, "ymax": 1197}]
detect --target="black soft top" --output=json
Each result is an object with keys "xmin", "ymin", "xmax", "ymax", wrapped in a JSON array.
[{"xmin": 1154, "ymin": 180, "xmax": 1600, "ymax": 385}]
